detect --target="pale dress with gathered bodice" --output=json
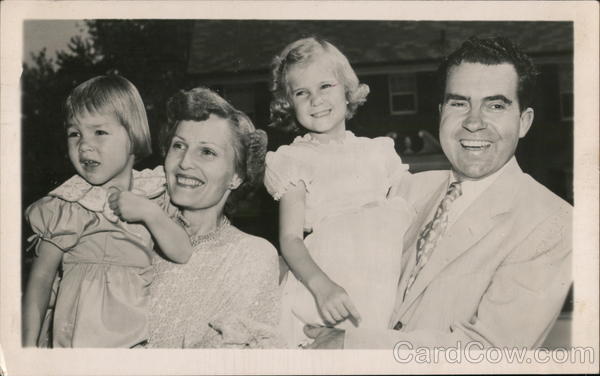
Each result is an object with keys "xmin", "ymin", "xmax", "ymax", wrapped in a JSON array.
[
  {"xmin": 25, "ymin": 167, "xmax": 166, "ymax": 347},
  {"xmin": 264, "ymin": 131, "xmax": 413, "ymax": 347}
]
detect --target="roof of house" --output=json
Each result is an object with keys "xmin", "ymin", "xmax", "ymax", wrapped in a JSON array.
[{"xmin": 187, "ymin": 20, "xmax": 573, "ymax": 75}]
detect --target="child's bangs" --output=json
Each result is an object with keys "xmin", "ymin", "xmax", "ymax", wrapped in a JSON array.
[{"xmin": 66, "ymin": 91, "xmax": 123, "ymax": 126}]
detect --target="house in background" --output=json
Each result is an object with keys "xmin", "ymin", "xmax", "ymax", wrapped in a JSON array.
[
  {"xmin": 185, "ymin": 20, "xmax": 573, "ymax": 203},
  {"xmin": 184, "ymin": 21, "xmax": 574, "ymax": 346}
]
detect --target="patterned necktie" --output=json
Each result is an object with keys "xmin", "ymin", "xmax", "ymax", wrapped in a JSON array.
[{"xmin": 404, "ymin": 182, "xmax": 462, "ymax": 298}]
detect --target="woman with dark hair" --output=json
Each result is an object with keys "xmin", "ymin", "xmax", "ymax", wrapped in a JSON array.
[{"xmin": 144, "ymin": 87, "xmax": 282, "ymax": 348}]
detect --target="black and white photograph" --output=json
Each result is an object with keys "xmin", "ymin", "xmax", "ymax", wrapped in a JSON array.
[{"xmin": 1, "ymin": 1, "xmax": 598, "ymax": 375}]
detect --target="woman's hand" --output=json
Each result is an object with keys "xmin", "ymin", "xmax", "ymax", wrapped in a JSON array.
[
  {"xmin": 107, "ymin": 188, "xmax": 159, "ymax": 223},
  {"xmin": 309, "ymin": 276, "xmax": 362, "ymax": 326}
]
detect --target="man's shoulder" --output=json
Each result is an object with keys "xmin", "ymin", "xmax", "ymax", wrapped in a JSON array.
[
  {"xmin": 403, "ymin": 169, "xmax": 449, "ymax": 190},
  {"xmin": 496, "ymin": 169, "xmax": 573, "ymax": 233},
  {"xmin": 411, "ymin": 169, "xmax": 450, "ymax": 182},
  {"xmin": 396, "ymin": 170, "xmax": 449, "ymax": 206},
  {"xmin": 515, "ymin": 172, "xmax": 572, "ymax": 212}
]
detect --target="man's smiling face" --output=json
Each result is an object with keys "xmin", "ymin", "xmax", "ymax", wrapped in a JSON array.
[{"xmin": 439, "ymin": 62, "xmax": 534, "ymax": 181}]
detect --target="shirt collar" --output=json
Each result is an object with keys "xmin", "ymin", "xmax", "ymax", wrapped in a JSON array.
[
  {"xmin": 451, "ymin": 157, "xmax": 517, "ymax": 194},
  {"xmin": 49, "ymin": 166, "xmax": 166, "ymax": 220},
  {"xmin": 444, "ymin": 157, "xmax": 517, "ymax": 228}
]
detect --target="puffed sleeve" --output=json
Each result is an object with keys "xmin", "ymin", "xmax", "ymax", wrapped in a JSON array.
[
  {"xmin": 264, "ymin": 145, "xmax": 312, "ymax": 200},
  {"xmin": 25, "ymin": 196, "xmax": 92, "ymax": 255},
  {"xmin": 374, "ymin": 136, "xmax": 409, "ymax": 188}
]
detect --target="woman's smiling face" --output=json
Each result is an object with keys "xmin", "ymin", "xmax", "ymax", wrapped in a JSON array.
[{"xmin": 164, "ymin": 116, "xmax": 241, "ymax": 212}]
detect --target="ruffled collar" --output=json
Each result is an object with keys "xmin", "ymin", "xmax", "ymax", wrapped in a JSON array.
[
  {"xmin": 294, "ymin": 130, "xmax": 356, "ymax": 145},
  {"xmin": 49, "ymin": 166, "xmax": 166, "ymax": 222}
]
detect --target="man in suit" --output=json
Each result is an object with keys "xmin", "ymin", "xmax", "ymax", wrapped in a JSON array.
[{"xmin": 305, "ymin": 36, "xmax": 572, "ymax": 349}]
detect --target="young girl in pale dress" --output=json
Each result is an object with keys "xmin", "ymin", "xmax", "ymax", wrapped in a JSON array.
[
  {"xmin": 22, "ymin": 75, "xmax": 192, "ymax": 347},
  {"xmin": 265, "ymin": 37, "xmax": 414, "ymax": 347}
]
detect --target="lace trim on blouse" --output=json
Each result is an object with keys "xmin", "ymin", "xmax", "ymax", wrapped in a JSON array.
[{"xmin": 294, "ymin": 130, "xmax": 357, "ymax": 145}]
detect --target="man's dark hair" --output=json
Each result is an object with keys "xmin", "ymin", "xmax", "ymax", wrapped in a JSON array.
[{"xmin": 437, "ymin": 36, "xmax": 539, "ymax": 112}]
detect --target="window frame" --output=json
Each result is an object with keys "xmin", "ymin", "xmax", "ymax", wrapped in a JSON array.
[
  {"xmin": 388, "ymin": 73, "xmax": 418, "ymax": 115},
  {"xmin": 558, "ymin": 64, "xmax": 573, "ymax": 121}
]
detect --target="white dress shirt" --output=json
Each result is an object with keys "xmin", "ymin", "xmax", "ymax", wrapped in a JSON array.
[{"xmin": 445, "ymin": 157, "xmax": 518, "ymax": 230}]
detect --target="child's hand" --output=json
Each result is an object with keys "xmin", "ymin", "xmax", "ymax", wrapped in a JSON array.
[
  {"xmin": 107, "ymin": 187, "xmax": 157, "ymax": 223},
  {"xmin": 311, "ymin": 277, "xmax": 362, "ymax": 326}
]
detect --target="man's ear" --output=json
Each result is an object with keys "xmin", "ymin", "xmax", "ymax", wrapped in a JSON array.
[
  {"xmin": 229, "ymin": 174, "xmax": 243, "ymax": 190},
  {"xmin": 438, "ymin": 103, "xmax": 442, "ymax": 114},
  {"xmin": 519, "ymin": 107, "xmax": 534, "ymax": 138}
]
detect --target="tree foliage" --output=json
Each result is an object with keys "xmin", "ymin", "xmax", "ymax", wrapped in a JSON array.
[{"xmin": 22, "ymin": 20, "xmax": 194, "ymax": 206}]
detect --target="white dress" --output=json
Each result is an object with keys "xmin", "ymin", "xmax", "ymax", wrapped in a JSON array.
[{"xmin": 264, "ymin": 131, "xmax": 413, "ymax": 347}]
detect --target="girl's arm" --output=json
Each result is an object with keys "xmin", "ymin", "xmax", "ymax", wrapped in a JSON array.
[
  {"xmin": 22, "ymin": 241, "xmax": 63, "ymax": 347},
  {"xmin": 107, "ymin": 190, "xmax": 193, "ymax": 263},
  {"xmin": 279, "ymin": 183, "xmax": 361, "ymax": 326}
]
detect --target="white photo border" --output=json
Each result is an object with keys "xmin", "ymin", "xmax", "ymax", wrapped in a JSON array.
[{"xmin": 1, "ymin": 1, "xmax": 598, "ymax": 375}]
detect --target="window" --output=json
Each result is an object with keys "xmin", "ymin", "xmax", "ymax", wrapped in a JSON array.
[
  {"xmin": 558, "ymin": 65, "xmax": 573, "ymax": 121},
  {"xmin": 389, "ymin": 74, "xmax": 418, "ymax": 115}
]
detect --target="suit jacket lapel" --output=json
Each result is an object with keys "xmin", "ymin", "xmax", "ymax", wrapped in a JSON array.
[
  {"xmin": 393, "ymin": 173, "xmax": 450, "ymax": 319},
  {"xmin": 396, "ymin": 162, "xmax": 523, "ymax": 318},
  {"xmin": 401, "ymin": 176, "xmax": 450, "ymax": 263}
]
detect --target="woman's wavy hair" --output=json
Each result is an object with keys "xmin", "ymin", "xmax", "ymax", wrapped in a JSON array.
[
  {"xmin": 65, "ymin": 75, "xmax": 152, "ymax": 161},
  {"xmin": 269, "ymin": 37, "xmax": 370, "ymax": 131},
  {"xmin": 162, "ymin": 87, "xmax": 268, "ymax": 215}
]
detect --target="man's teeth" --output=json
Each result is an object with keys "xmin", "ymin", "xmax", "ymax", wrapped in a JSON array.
[
  {"xmin": 461, "ymin": 140, "xmax": 491, "ymax": 149},
  {"xmin": 177, "ymin": 176, "xmax": 202, "ymax": 186}
]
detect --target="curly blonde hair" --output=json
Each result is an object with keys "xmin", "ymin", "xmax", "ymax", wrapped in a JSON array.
[{"xmin": 269, "ymin": 37, "xmax": 370, "ymax": 131}]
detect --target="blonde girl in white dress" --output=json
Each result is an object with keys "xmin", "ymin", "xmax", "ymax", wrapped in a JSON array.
[{"xmin": 265, "ymin": 37, "xmax": 414, "ymax": 347}]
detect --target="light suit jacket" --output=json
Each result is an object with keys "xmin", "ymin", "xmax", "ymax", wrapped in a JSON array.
[{"xmin": 346, "ymin": 161, "xmax": 572, "ymax": 349}]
